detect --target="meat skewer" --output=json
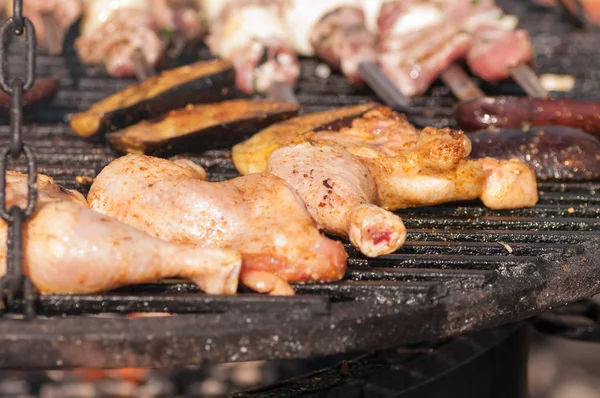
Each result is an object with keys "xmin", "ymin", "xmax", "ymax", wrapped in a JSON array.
[
  {"xmin": 200, "ymin": 0, "xmax": 300, "ymax": 99},
  {"xmin": 76, "ymin": 0, "xmax": 164, "ymax": 80},
  {"xmin": 374, "ymin": 0, "xmax": 546, "ymax": 99},
  {"xmin": 3, "ymin": 0, "xmax": 83, "ymax": 55}
]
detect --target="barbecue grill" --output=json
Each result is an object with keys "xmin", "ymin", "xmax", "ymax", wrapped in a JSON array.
[{"xmin": 0, "ymin": 0, "xmax": 599, "ymax": 396}]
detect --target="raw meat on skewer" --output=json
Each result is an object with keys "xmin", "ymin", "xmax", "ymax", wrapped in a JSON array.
[{"xmin": 200, "ymin": 0, "xmax": 300, "ymax": 96}]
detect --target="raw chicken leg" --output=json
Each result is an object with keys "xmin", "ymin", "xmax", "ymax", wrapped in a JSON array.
[
  {"xmin": 88, "ymin": 154, "xmax": 348, "ymax": 296},
  {"xmin": 0, "ymin": 172, "xmax": 242, "ymax": 294},
  {"xmin": 266, "ymin": 106, "xmax": 538, "ymax": 257}
]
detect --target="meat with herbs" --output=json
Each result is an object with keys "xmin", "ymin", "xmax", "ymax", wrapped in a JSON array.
[
  {"xmin": 88, "ymin": 154, "xmax": 348, "ymax": 296},
  {"xmin": 468, "ymin": 126, "xmax": 600, "ymax": 180}
]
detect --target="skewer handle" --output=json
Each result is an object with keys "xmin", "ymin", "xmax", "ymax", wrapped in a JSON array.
[
  {"xmin": 358, "ymin": 62, "xmax": 410, "ymax": 109},
  {"xmin": 131, "ymin": 48, "xmax": 156, "ymax": 82},
  {"xmin": 510, "ymin": 63, "xmax": 548, "ymax": 99},
  {"xmin": 40, "ymin": 12, "xmax": 63, "ymax": 55},
  {"xmin": 267, "ymin": 81, "xmax": 298, "ymax": 104},
  {"xmin": 440, "ymin": 63, "xmax": 485, "ymax": 101}
]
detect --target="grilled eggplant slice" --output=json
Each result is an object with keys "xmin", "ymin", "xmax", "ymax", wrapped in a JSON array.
[
  {"xmin": 107, "ymin": 99, "xmax": 299, "ymax": 154},
  {"xmin": 70, "ymin": 59, "xmax": 236, "ymax": 137},
  {"xmin": 468, "ymin": 126, "xmax": 600, "ymax": 180},
  {"xmin": 0, "ymin": 77, "xmax": 59, "ymax": 120},
  {"xmin": 232, "ymin": 103, "xmax": 379, "ymax": 175}
]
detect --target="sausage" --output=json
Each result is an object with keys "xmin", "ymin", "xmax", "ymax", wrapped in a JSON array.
[
  {"xmin": 457, "ymin": 96, "xmax": 600, "ymax": 139},
  {"xmin": 468, "ymin": 126, "xmax": 600, "ymax": 180},
  {"xmin": 0, "ymin": 77, "xmax": 60, "ymax": 119}
]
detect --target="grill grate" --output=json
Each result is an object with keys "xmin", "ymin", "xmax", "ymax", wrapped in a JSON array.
[{"xmin": 0, "ymin": 0, "xmax": 599, "ymax": 369}]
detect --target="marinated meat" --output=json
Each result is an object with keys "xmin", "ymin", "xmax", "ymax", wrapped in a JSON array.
[
  {"xmin": 88, "ymin": 154, "xmax": 348, "ymax": 295},
  {"xmin": 266, "ymin": 106, "xmax": 538, "ymax": 256},
  {"xmin": 0, "ymin": 172, "xmax": 242, "ymax": 295}
]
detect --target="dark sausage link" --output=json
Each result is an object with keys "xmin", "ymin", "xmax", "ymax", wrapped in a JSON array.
[{"xmin": 457, "ymin": 96, "xmax": 600, "ymax": 138}]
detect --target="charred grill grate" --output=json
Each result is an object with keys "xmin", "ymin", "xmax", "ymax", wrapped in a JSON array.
[{"xmin": 0, "ymin": 0, "xmax": 598, "ymax": 369}]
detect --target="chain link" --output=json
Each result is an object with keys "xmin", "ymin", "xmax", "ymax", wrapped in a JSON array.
[{"xmin": 0, "ymin": 0, "xmax": 38, "ymax": 318}]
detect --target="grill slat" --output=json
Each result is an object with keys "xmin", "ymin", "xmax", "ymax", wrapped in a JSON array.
[{"xmin": 0, "ymin": 0, "xmax": 598, "ymax": 369}]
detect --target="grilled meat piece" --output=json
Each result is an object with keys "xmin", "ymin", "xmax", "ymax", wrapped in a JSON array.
[
  {"xmin": 202, "ymin": 0, "xmax": 300, "ymax": 94},
  {"xmin": 88, "ymin": 154, "xmax": 348, "ymax": 296},
  {"xmin": 70, "ymin": 59, "xmax": 236, "ymax": 137},
  {"xmin": 150, "ymin": 0, "xmax": 204, "ymax": 45},
  {"xmin": 457, "ymin": 96, "xmax": 600, "ymax": 139},
  {"xmin": 267, "ymin": 106, "xmax": 538, "ymax": 256},
  {"xmin": 107, "ymin": 98, "xmax": 298, "ymax": 154},
  {"xmin": 0, "ymin": 172, "xmax": 242, "ymax": 295},
  {"xmin": 4, "ymin": 0, "xmax": 82, "ymax": 54},
  {"xmin": 468, "ymin": 126, "xmax": 600, "ymax": 180},
  {"xmin": 284, "ymin": 0, "xmax": 377, "ymax": 85},
  {"xmin": 76, "ymin": 0, "xmax": 165, "ymax": 78},
  {"xmin": 232, "ymin": 102, "xmax": 378, "ymax": 175}
]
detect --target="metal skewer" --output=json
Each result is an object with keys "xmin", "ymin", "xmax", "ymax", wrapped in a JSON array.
[
  {"xmin": 510, "ymin": 63, "xmax": 549, "ymax": 99},
  {"xmin": 439, "ymin": 63, "xmax": 485, "ymax": 101},
  {"xmin": 358, "ymin": 61, "xmax": 410, "ymax": 109},
  {"xmin": 40, "ymin": 12, "xmax": 63, "ymax": 55},
  {"xmin": 267, "ymin": 81, "xmax": 298, "ymax": 104},
  {"xmin": 131, "ymin": 48, "xmax": 156, "ymax": 81}
]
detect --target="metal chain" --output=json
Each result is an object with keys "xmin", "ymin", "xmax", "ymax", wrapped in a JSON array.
[{"xmin": 0, "ymin": 0, "xmax": 37, "ymax": 318}]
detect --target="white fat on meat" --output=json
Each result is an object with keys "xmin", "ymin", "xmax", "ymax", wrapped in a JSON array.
[
  {"xmin": 197, "ymin": 0, "xmax": 228, "ymax": 24},
  {"xmin": 212, "ymin": 5, "xmax": 289, "ymax": 59},
  {"xmin": 388, "ymin": 2, "xmax": 443, "ymax": 36},
  {"xmin": 81, "ymin": 0, "xmax": 150, "ymax": 36},
  {"xmin": 283, "ymin": 0, "xmax": 362, "ymax": 56},
  {"xmin": 361, "ymin": 0, "xmax": 383, "ymax": 32}
]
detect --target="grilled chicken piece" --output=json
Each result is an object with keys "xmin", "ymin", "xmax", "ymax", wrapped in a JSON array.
[
  {"xmin": 201, "ymin": 0, "xmax": 300, "ymax": 94},
  {"xmin": 76, "ymin": 0, "xmax": 165, "ymax": 78},
  {"xmin": 88, "ymin": 154, "xmax": 348, "ymax": 296},
  {"xmin": 4, "ymin": 0, "xmax": 82, "ymax": 54},
  {"xmin": 266, "ymin": 106, "xmax": 538, "ymax": 256},
  {"xmin": 0, "ymin": 172, "xmax": 242, "ymax": 295}
]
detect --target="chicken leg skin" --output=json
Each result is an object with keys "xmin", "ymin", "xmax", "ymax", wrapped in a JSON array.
[
  {"xmin": 0, "ymin": 172, "xmax": 242, "ymax": 295},
  {"xmin": 266, "ymin": 142, "xmax": 407, "ymax": 257},
  {"xmin": 88, "ymin": 154, "xmax": 348, "ymax": 295}
]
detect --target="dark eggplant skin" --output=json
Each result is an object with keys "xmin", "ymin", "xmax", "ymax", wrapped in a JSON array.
[
  {"xmin": 0, "ymin": 77, "xmax": 59, "ymax": 119},
  {"xmin": 70, "ymin": 59, "xmax": 237, "ymax": 138},
  {"xmin": 107, "ymin": 99, "xmax": 299, "ymax": 155},
  {"xmin": 468, "ymin": 126, "xmax": 600, "ymax": 180},
  {"xmin": 457, "ymin": 96, "xmax": 600, "ymax": 139}
]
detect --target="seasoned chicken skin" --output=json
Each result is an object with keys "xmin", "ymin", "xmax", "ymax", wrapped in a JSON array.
[
  {"xmin": 0, "ymin": 172, "xmax": 241, "ymax": 295},
  {"xmin": 267, "ymin": 106, "xmax": 538, "ymax": 256},
  {"xmin": 88, "ymin": 154, "xmax": 348, "ymax": 295}
]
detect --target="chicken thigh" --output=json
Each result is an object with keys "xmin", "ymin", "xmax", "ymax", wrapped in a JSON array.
[
  {"xmin": 267, "ymin": 106, "xmax": 538, "ymax": 257},
  {"xmin": 0, "ymin": 172, "xmax": 241, "ymax": 295},
  {"xmin": 88, "ymin": 154, "xmax": 348, "ymax": 295}
]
